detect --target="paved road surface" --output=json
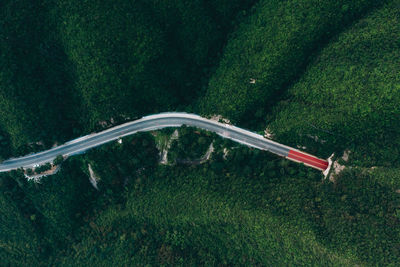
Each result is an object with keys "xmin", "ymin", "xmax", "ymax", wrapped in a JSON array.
[{"xmin": 0, "ymin": 113, "xmax": 329, "ymax": 172}]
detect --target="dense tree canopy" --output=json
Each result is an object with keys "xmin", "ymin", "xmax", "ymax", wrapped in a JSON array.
[
  {"xmin": 0, "ymin": 0, "xmax": 399, "ymax": 265},
  {"xmin": 200, "ymin": 0, "xmax": 384, "ymax": 126},
  {"xmin": 2, "ymin": 137, "xmax": 398, "ymax": 265},
  {"xmin": 55, "ymin": 0, "xmax": 175, "ymax": 129},
  {"xmin": 0, "ymin": 0, "xmax": 79, "ymax": 150},
  {"xmin": 269, "ymin": 1, "xmax": 400, "ymax": 166},
  {"xmin": 0, "ymin": 175, "xmax": 42, "ymax": 265},
  {"xmin": 0, "ymin": 0, "xmax": 257, "ymax": 154}
]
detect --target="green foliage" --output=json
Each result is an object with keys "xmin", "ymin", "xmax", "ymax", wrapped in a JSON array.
[
  {"xmin": 55, "ymin": 0, "xmax": 174, "ymax": 129},
  {"xmin": 53, "ymin": 155, "xmax": 64, "ymax": 166},
  {"xmin": 145, "ymin": 0, "xmax": 257, "ymax": 102},
  {"xmin": 0, "ymin": 0, "xmax": 80, "ymax": 150},
  {"xmin": 0, "ymin": 129, "xmax": 11, "ymax": 162},
  {"xmin": 1, "ymin": 133, "xmax": 399, "ymax": 265},
  {"xmin": 308, "ymin": 169, "xmax": 400, "ymax": 265},
  {"xmin": 168, "ymin": 126, "xmax": 213, "ymax": 163},
  {"xmin": 0, "ymin": 174, "xmax": 42, "ymax": 265},
  {"xmin": 22, "ymin": 160, "xmax": 96, "ymax": 242},
  {"xmin": 201, "ymin": 0, "xmax": 384, "ymax": 126},
  {"xmin": 0, "ymin": 1, "xmax": 399, "ymax": 266},
  {"xmin": 26, "ymin": 168, "xmax": 34, "ymax": 176},
  {"xmin": 269, "ymin": 1, "xmax": 400, "ymax": 166},
  {"xmin": 34, "ymin": 163, "xmax": 52, "ymax": 174},
  {"xmin": 53, "ymin": 0, "xmax": 257, "ymax": 130},
  {"xmin": 0, "ymin": 160, "xmax": 97, "ymax": 264},
  {"xmin": 370, "ymin": 167, "xmax": 400, "ymax": 189},
  {"xmin": 84, "ymin": 133, "xmax": 158, "ymax": 198},
  {"xmin": 54, "ymin": 151, "xmax": 360, "ymax": 266},
  {"xmin": 0, "ymin": 0, "xmax": 257, "ymax": 155}
]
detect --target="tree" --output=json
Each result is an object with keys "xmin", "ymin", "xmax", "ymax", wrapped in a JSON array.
[
  {"xmin": 53, "ymin": 155, "xmax": 64, "ymax": 166},
  {"xmin": 26, "ymin": 168, "xmax": 34, "ymax": 176},
  {"xmin": 201, "ymin": 0, "xmax": 384, "ymax": 127}
]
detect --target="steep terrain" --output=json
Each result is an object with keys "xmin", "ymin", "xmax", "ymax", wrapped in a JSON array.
[
  {"xmin": 269, "ymin": 1, "xmax": 400, "ymax": 167},
  {"xmin": 0, "ymin": 0, "xmax": 399, "ymax": 265},
  {"xmin": 200, "ymin": 0, "xmax": 384, "ymax": 127}
]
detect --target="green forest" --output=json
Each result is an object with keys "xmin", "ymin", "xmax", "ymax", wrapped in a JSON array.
[{"xmin": 0, "ymin": 0, "xmax": 399, "ymax": 265}]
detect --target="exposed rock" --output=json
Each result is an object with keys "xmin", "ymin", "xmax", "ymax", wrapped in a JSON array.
[
  {"xmin": 24, "ymin": 165, "xmax": 61, "ymax": 182},
  {"xmin": 200, "ymin": 143, "xmax": 214, "ymax": 163},
  {"xmin": 223, "ymin": 148, "xmax": 229, "ymax": 160},
  {"xmin": 210, "ymin": 115, "xmax": 231, "ymax": 124},
  {"xmin": 325, "ymin": 150, "xmax": 351, "ymax": 182},
  {"xmin": 175, "ymin": 142, "xmax": 215, "ymax": 165},
  {"xmin": 159, "ymin": 130, "xmax": 179, "ymax": 165},
  {"xmin": 323, "ymin": 153, "xmax": 335, "ymax": 179},
  {"xmin": 342, "ymin": 150, "xmax": 350, "ymax": 162},
  {"xmin": 264, "ymin": 127, "xmax": 274, "ymax": 139},
  {"xmin": 307, "ymin": 134, "xmax": 327, "ymax": 144},
  {"xmin": 88, "ymin": 164, "xmax": 99, "ymax": 190}
]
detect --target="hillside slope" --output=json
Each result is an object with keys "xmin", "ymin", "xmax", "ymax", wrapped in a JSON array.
[
  {"xmin": 0, "ymin": 1, "xmax": 79, "ymax": 150},
  {"xmin": 269, "ymin": 0, "xmax": 400, "ymax": 167},
  {"xmin": 200, "ymin": 0, "xmax": 384, "ymax": 127},
  {"xmin": 0, "ymin": 0, "xmax": 257, "ymax": 154}
]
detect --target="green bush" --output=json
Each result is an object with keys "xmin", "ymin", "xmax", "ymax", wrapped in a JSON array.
[
  {"xmin": 168, "ymin": 126, "xmax": 213, "ymax": 163},
  {"xmin": 53, "ymin": 155, "xmax": 64, "ymax": 166}
]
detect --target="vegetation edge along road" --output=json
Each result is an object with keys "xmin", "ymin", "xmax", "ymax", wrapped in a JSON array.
[{"xmin": 0, "ymin": 113, "xmax": 329, "ymax": 172}]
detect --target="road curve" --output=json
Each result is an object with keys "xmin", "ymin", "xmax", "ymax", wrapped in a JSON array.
[{"xmin": 0, "ymin": 113, "xmax": 329, "ymax": 172}]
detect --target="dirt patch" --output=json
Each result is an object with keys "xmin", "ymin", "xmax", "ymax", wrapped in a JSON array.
[
  {"xmin": 325, "ymin": 150, "xmax": 351, "ymax": 182},
  {"xmin": 342, "ymin": 150, "xmax": 350, "ymax": 162},
  {"xmin": 24, "ymin": 165, "xmax": 61, "ymax": 182},
  {"xmin": 210, "ymin": 115, "xmax": 231, "ymax": 124}
]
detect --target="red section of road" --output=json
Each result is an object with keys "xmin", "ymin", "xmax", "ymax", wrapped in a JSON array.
[{"xmin": 287, "ymin": 150, "xmax": 329, "ymax": 170}]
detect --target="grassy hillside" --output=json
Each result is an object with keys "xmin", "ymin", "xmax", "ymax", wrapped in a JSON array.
[
  {"xmin": 200, "ymin": 0, "xmax": 384, "ymax": 127},
  {"xmin": 269, "ymin": 1, "xmax": 400, "ymax": 166}
]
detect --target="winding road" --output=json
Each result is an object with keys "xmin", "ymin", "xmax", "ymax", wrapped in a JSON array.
[{"xmin": 0, "ymin": 113, "xmax": 329, "ymax": 172}]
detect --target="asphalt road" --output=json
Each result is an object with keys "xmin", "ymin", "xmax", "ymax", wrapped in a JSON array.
[{"xmin": 0, "ymin": 113, "xmax": 329, "ymax": 172}]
